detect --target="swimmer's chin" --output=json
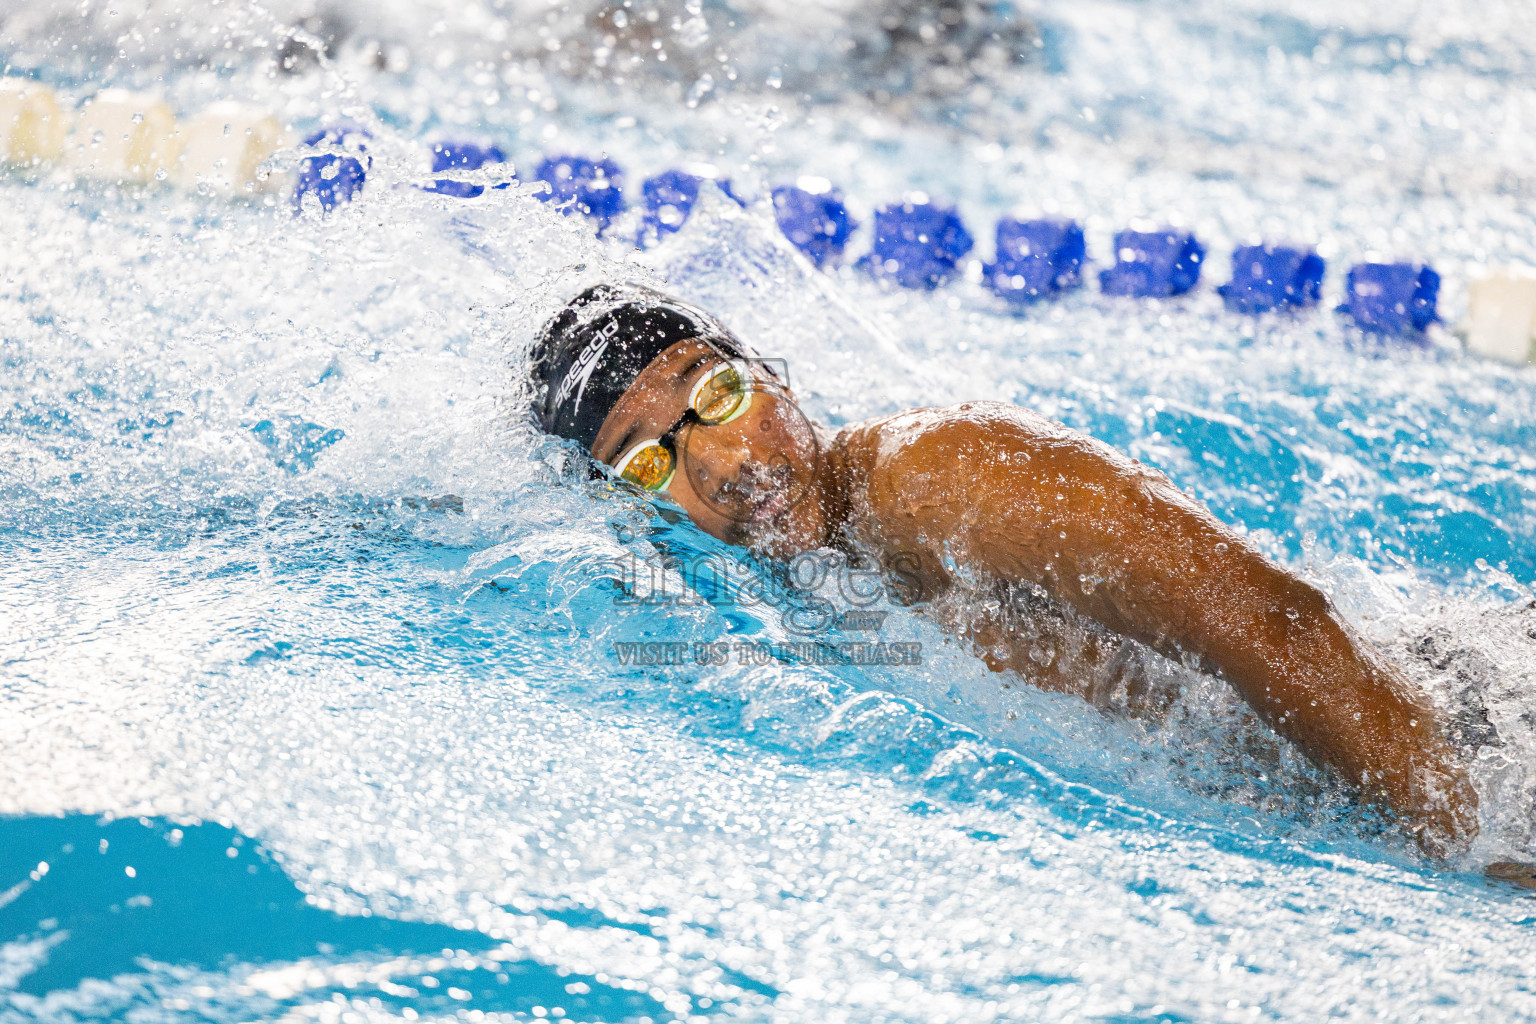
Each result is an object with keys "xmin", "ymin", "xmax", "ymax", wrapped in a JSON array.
[
  {"xmin": 737, "ymin": 507, "xmax": 828, "ymax": 560},
  {"xmin": 744, "ymin": 532, "xmax": 808, "ymax": 562}
]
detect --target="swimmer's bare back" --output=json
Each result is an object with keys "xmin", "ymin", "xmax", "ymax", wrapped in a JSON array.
[{"xmin": 828, "ymin": 401, "xmax": 1477, "ymax": 858}]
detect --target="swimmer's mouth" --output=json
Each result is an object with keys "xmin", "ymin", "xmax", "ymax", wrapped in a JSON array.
[
  {"xmin": 728, "ymin": 458, "xmax": 796, "ymax": 522},
  {"xmin": 748, "ymin": 487, "xmax": 791, "ymax": 522}
]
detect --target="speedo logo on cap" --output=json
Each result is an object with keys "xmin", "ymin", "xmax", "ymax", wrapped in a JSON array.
[{"xmin": 553, "ymin": 317, "xmax": 621, "ymax": 415}]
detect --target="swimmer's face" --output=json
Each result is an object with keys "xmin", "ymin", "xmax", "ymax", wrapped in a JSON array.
[{"xmin": 591, "ymin": 340, "xmax": 827, "ymax": 556}]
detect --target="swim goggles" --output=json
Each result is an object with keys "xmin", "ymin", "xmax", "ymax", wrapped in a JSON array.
[{"xmin": 610, "ymin": 359, "xmax": 758, "ymax": 492}]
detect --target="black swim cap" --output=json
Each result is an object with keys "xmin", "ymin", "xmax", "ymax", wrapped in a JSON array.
[{"xmin": 529, "ymin": 283, "xmax": 757, "ymax": 452}]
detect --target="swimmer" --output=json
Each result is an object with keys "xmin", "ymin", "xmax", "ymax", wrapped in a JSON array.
[{"xmin": 529, "ymin": 282, "xmax": 1478, "ymax": 860}]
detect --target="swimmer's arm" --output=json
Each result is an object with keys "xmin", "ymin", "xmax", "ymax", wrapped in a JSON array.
[
  {"xmin": 855, "ymin": 406, "xmax": 1477, "ymax": 857},
  {"xmin": 925, "ymin": 585, "xmax": 1175, "ymax": 719}
]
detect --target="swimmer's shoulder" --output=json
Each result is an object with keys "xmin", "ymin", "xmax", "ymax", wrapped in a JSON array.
[
  {"xmin": 833, "ymin": 401, "xmax": 1084, "ymax": 472},
  {"xmin": 832, "ymin": 401, "xmax": 1165, "ymax": 521}
]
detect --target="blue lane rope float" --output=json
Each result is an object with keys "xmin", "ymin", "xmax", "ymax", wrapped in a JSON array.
[
  {"xmin": 861, "ymin": 194, "xmax": 974, "ymax": 290},
  {"xmin": 1217, "ymin": 245, "xmax": 1325, "ymax": 313},
  {"xmin": 292, "ymin": 124, "xmax": 371, "ymax": 214},
  {"xmin": 278, "ymin": 131, "xmax": 1451, "ymax": 340},
  {"xmin": 771, "ymin": 179, "xmax": 858, "ymax": 267},
  {"xmin": 1099, "ymin": 228, "xmax": 1205, "ymax": 298},
  {"xmin": 532, "ymin": 154, "xmax": 625, "ymax": 233},
  {"xmin": 1338, "ymin": 262, "xmax": 1441, "ymax": 335},
  {"xmin": 984, "ymin": 217, "xmax": 1085, "ymax": 305},
  {"xmin": 422, "ymin": 140, "xmax": 508, "ymax": 198},
  {"xmin": 636, "ymin": 168, "xmax": 745, "ymax": 248}
]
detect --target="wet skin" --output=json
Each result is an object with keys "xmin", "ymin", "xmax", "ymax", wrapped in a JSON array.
[{"xmin": 591, "ymin": 340, "xmax": 1478, "ymax": 859}]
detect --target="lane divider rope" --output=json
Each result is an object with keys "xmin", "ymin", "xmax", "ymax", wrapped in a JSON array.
[{"xmin": 2, "ymin": 78, "xmax": 1532, "ymax": 364}]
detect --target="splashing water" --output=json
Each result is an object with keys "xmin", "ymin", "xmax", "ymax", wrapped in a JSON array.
[{"xmin": 3, "ymin": 0, "xmax": 1536, "ymax": 1021}]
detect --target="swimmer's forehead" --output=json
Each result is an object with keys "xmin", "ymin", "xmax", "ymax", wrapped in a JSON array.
[{"xmin": 592, "ymin": 340, "xmax": 732, "ymax": 461}]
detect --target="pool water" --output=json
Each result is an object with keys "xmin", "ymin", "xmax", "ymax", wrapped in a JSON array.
[{"xmin": 3, "ymin": 0, "xmax": 1536, "ymax": 1021}]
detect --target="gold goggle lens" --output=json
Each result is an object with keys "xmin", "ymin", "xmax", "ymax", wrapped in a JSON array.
[
  {"xmin": 617, "ymin": 443, "xmax": 675, "ymax": 491},
  {"xmin": 691, "ymin": 363, "xmax": 753, "ymax": 425}
]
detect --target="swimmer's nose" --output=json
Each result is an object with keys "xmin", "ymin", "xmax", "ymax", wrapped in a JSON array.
[
  {"xmin": 684, "ymin": 435, "xmax": 774, "ymax": 505},
  {"xmin": 686, "ymin": 435, "xmax": 748, "ymax": 487}
]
